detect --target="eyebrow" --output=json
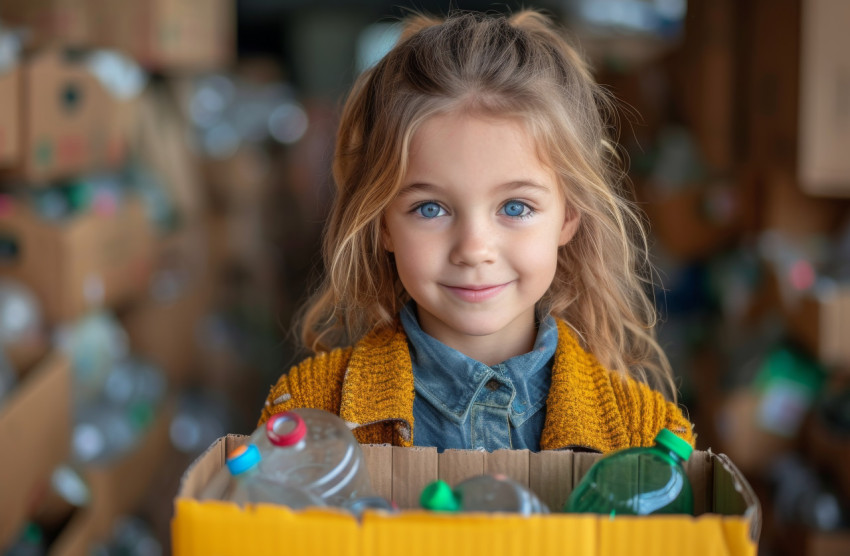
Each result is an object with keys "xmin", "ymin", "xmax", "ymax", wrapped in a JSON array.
[{"xmin": 397, "ymin": 180, "xmax": 553, "ymax": 197}]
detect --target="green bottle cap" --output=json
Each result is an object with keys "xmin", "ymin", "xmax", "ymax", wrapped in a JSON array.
[
  {"xmin": 655, "ymin": 428, "xmax": 693, "ymax": 461},
  {"xmin": 420, "ymin": 480, "xmax": 460, "ymax": 512}
]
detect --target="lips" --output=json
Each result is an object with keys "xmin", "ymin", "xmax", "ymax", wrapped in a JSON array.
[{"xmin": 443, "ymin": 282, "xmax": 510, "ymax": 302}]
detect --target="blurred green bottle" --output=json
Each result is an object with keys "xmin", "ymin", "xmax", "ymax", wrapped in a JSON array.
[{"xmin": 565, "ymin": 428, "xmax": 694, "ymax": 516}]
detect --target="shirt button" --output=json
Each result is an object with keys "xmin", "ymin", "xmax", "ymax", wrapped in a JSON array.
[{"xmin": 485, "ymin": 378, "xmax": 501, "ymax": 391}]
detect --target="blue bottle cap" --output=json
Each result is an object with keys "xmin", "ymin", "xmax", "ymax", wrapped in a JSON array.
[{"xmin": 226, "ymin": 443, "xmax": 261, "ymax": 475}]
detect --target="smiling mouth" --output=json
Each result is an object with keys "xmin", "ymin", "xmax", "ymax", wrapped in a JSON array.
[{"xmin": 443, "ymin": 283, "xmax": 510, "ymax": 302}]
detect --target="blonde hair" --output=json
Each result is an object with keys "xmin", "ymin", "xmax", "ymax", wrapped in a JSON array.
[{"xmin": 299, "ymin": 10, "xmax": 676, "ymax": 401}]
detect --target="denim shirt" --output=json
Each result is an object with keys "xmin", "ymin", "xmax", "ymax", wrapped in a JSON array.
[{"xmin": 399, "ymin": 303, "xmax": 557, "ymax": 452}]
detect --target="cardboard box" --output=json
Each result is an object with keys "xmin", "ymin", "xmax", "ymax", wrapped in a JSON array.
[
  {"xmin": 200, "ymin": 146, "xmax": 270, "ymax": 213},
  {"xmin": 798, "ymin": 0, "xmax": 850, "ymax": 195},
  {"xmin": 121, "ymin": 225, "xmax": 215, "ymax": 385},
  {"xmin": 4, "ymin": 330, "xmax": 50, "ymax": 376},
  {"xmin": 746, "ymin": 0, "xmax": 850, "ymax": 195},
  {"xmin": 0, "ymin": 0, "xmax": 94, "ymax": 49},
  {"xmin": 34, "ymin": 397, "xmax": 176, "ymax": 556},
  {"xmin": 639, "ymin": 183, "xmax": 744, "ymax": 260},
  {"xmin": 0, "ymin": 65, "xmax": 21, "ymax": 168},
  {"xmin": 0, "ymin": 47, "xmax": 131, "ymax": 183},
  {"xmin": 783, "ymin": 283, "xmax": 850, "ymax": 370},
  {"xmin": 805, "ymin": 531, "xmax": 850, "ymax": 556},
  {"xmin": 678, "ymin": 0, "xmax": 736, "ymax": 173},
  {"xmin": 0, "ymin": 198, "xmax": 156, "ymax": 324},
  {"xmin": 0, "ymin": 351, "xmax": 71, "ymax": 548},
  {"xmin": 84, "ymin": 396, "xmax": 175, "ymax": 521},
  {"xmin": 745, "ymin": 0, "xmax": 800, "ymax": 175},
  {"xmin": 172, "ymin": 436, "xmax": 761, "ymax": 556},
  {"xmin": 17, "ymin": 48, "xmax": 101, "ymax": 182},
  {"xmin": 93, "ymin": 0, "xmax": 235, "ymax": 73},
  {"xmin": 715, "ymin": 389, "xmax": 797, "ymax": 476}
]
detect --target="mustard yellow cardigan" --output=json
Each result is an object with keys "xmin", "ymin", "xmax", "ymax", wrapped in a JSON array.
[{"xmin": 259, "ymin": 319, "xmax": 695, "ymax": 452}]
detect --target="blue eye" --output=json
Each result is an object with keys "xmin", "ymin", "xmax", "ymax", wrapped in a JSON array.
[
  {"xmin": 501, "ymin": 201, "xmax": 531, "ymax": 218},
  {"xmin": 415, "ymin": 202, "xmax": 445, "ymax": 219}
]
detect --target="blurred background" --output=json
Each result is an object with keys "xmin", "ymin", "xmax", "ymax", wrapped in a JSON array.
[{"xmin": 0, "ymin": 0, "xmax": 848, "ymax": 554}]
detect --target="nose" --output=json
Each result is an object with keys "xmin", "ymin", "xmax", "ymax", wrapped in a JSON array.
[{"xmin": 449, "ymin": 216, "xmax": 496, "ymax": 266}]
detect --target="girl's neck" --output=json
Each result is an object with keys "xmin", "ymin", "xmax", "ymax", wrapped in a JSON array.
[{"xmin": 416, "ymin": 309, "xmax": 539, "ymax": 366}]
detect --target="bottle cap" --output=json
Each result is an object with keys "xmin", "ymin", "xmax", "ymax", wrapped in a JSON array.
[
  {"xmin": 226, "ymin": 443, "xmax": 261, "ymax": 475},
  {"xmin": 655, "ymin": 428, "xmax": 693, "ymax": 461},
  {"xmin": 419, "ymin": 480, "xmax": 460, "ymax": 512},
  {"xmin": 266, "ymin": 411, "xmax": 307, "ymax": 447}
]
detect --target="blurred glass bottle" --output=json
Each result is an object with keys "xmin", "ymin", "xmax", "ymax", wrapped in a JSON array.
[
  {"xmin": 769, "ymin": 453, "xmax": 848, "ymax": 531},
  {"xmin": 565, "ymin": 428, "xmax": 694, "ymax": 516},
  {"xmin": 420, "ymin": 475, "xmax": 549, "ymax": 515},
  {"xmin": 169, "ymin": 389, "xmax": 232, "ymax": 455},
  {"xmin": 72, "ymin": 400, "xmax": 151, "ymax": 464},
  {"xmin": 89, "ymin": 515, "xmax": 162, "ymax": 556},
  {"xmin": 248, "ymin": 409, "xmax": 374, "ymax": 506},
  {"xmin": 55, "ymin": 311, "xmax": 129, "ymax": 405},
  {"xmin": 0, "ymin": 278, "xmax": 44, "ymax": 406},
  {"xmin": 200, "ymin": 443, "xmax": 325, "ymax": 508},
  {"xmin": 0, "ymin": 278, "xmax": 42, "ymax": 345}
]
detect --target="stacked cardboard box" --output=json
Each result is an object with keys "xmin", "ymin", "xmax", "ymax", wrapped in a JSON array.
[{"xmin": 0, "ymin": 353, "xmax": 71, "ymax": 547}]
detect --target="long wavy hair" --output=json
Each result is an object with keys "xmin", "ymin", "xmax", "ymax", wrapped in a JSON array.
[{"xmin": 298, "ymin": 10, "xmax": 676, "ymax": 401}]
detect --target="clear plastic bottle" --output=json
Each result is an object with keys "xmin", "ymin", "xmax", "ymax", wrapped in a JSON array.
[
  {"xmin": 420, "ymin": 475, "xmax": 549, "ymax": 515},
  {"xmin": 565, "ymin": 428, "xmax": 694, "ymax": 516},
  {"xmin": 72, "ymin": 402, "xmax": 140, "ymax": 464},
  {"xmin": 200, "ymin": 443, "xmax": 326, "ymax": 509},
  {"xmin": 249, "ymin": 409, "xmax": 374, "ymax": 506},
  {"xmin": 0, "ymin": 278, "xmax": 42, "ymax": 345},
  {"xmin": 341, "ymin": 496, "xmax": 399, "ymax": 519}
]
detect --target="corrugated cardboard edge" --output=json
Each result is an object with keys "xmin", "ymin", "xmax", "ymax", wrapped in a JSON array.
[
  {"xmin": 711, "ymin": 450, "xmax": 762, "ymax": 543},
  {"xmin": 175, "ymin": 434, "xmax": 231, "ymax": 499}
]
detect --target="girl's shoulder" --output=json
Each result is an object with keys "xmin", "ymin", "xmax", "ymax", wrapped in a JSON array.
[
  {"xmin": 551, "ymin": 318, "xmax": 695, "ymax": 447},
  {"xmin": 258, "ymin": 321, "xmax": 407, "ymax": 426},
  {"xmin": 259, "ymin": 346, "xmax": 355, "ymax": 424}
]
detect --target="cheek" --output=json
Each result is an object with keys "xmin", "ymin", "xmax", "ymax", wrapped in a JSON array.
[
  {"xmin": 389, "ymin": 235, "xmax": 430, "ymax": 284},
  {"xmin": 512, "ymin": 234, "xmax": 561, "ymax": 279}
]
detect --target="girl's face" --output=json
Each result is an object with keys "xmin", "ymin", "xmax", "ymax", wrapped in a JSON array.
[{"xmin": 382, "ymin": 112, "xmax": 579, "ymax": 364}]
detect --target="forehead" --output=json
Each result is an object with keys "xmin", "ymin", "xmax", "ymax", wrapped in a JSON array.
[{"xmin": 404, "ymin": 111, "xmax": 555, "ymax": 186}]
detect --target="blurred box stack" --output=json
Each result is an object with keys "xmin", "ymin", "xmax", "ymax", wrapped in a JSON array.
[
  {"xmin": 0, "ymin": 1, "xmax": 258, "ymax": 554},
  {"xmin": 595, "ymin": 0, "xmax": 850, "ymax": 554}
]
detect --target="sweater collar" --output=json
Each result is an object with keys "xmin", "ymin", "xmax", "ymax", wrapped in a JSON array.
[
  {"xmin": 338, "ymin": 320, "xmax": 416, "ymax": 445},
  {"xmin": 338, "ymin": 317, "xmax": 626, "ymax": 452}
]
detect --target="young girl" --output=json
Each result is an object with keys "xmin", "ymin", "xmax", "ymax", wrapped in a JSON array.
[{"xmin": 259, "ymin": 10, "xmax": 695, "ymax": 453}]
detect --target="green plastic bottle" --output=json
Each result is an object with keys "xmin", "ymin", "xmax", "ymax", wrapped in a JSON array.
[{"xmin": 564, "ymin": 428, "xmax": 694, "ymax": 516}]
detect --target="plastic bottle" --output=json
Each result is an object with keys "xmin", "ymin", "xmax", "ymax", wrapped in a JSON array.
[
  {"xmin": 200, "ymin": 443, "xmax": 325, "ymax": 509},
  {"xmin": 0, "ymin": 278, "xmax": 42, "ymax": 345},
  {"xmin": 72, "ymin": 402, "xmax": 140, "ymax": 464},
  {"xmin": 55, "ymin": 311, "xmax": 129, "ymax": 404},
  {"xmin": 565, "ymin": 428, "xmax": 694, "ymax": 516},
  {"xmin": 89, "ymin": 515, "xmax": 162, "ymax": 556},
  {"xmin": 249, "ymin": 409, "xmax": 374, "ymax": 506},
  {"xmin": 341, "ymin": 496, "xmax": 399, "ymax": 519},
  {"xmin": 420, "ymin": 475, "xmax": 549, "ymax": 515}
]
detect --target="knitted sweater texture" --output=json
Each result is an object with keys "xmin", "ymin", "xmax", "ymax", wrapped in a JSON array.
[{"xmin": 259, "ymin": 319, "xmax": 695, "ymax": 452}]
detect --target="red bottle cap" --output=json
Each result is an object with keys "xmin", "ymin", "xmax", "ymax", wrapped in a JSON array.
[{"xmin": 266, "ymin": 411, "xmax": 307, "ymax": 447}]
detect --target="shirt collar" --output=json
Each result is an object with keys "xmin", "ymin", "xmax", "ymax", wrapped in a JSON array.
[
  {"xmin": 399, "ymin": 302, "xmax": 557, "ymax": 426},
  {"xmin": 337, "ymin": 314, "xmax": 633, "ymax": 453}
]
